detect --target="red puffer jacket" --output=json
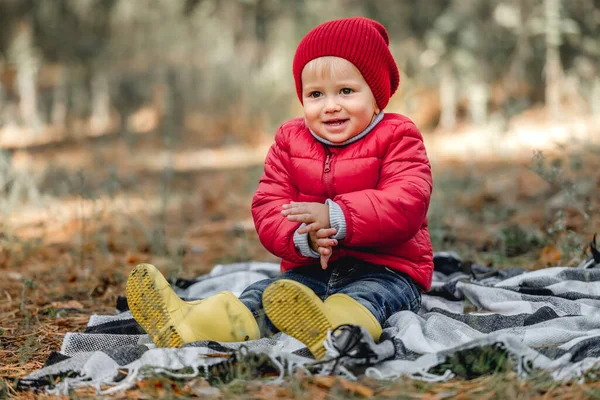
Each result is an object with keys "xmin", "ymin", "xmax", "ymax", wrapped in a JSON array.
[{"xmin": 252, "ymin": 113, "xmax": 433, "ymax": 291}]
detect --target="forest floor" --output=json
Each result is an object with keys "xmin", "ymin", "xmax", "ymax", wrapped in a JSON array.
[{"xmin": 1, "ymin": 117, "xmax": 600, "ymax": 399}]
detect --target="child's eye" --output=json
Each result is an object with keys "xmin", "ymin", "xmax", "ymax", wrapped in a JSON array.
[
  {"xmin": 309, "ymin": 91, "xmax": 322, "ymax": 98},
  {"xmin": 340, "ymin": 88, "xmax": 353, "ymax": 95}
]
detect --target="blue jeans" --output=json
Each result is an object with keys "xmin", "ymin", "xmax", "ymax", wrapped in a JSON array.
[{"xmin": 238, "ymin": 257, "xmax": 421, "ymax": 336}]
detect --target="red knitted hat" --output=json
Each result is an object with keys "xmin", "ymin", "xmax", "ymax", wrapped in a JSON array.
[{"xmin": 293, "ymin": 17, "xmax": 400, "ymax": 110}]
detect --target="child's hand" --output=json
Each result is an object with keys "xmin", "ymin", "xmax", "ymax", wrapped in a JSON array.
[
  {"xmin": 281, "ymin": 202, "xmax": 329, "ymax": 233},
  {"xmin": 312, "ymin": 228, "xmax": 338, "ymax": 270},
  {"xmin": 308, "ymin": 228, "xmax": 337, "ymax": 251}
]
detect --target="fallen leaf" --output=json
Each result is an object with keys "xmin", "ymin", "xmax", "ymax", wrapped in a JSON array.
[
  {"xmin": 311, "ymin": 376, "xmax": 374, "ymax": 398},
  {"xmin": 422, "ymin": 393, "xmax": 445, "ymax": 400},
  {"xmin": 189, "ymin": 385, "xmax": 222, "ymax": 398},
  {"xmin": 338, "ymin": 379, "xmax": 374, "ymax": 398},
  {"xmin": 540, "ymin": 245, "xmax": 561, "ymax": 265},
  {"xmin": 8, "ymin": 272, "xmax": 23, "ymax": 281},
  {"xmin": 0, "ymin": 250, "xmax": 9, "ymax": 267},
  {"xmin": 252, "ymin": 385, "xmax": 291, "ymax": 399},
  {"xmin": 311, "ymin": 376, "xmax": 336, "ymax": 389},
  {"xmin": 50, "ymin": 300, "xmax": 84, "ymax": 310},
  {"xmin": 124, "ymin": 251, "xmax": 148, "ymax": 264}
]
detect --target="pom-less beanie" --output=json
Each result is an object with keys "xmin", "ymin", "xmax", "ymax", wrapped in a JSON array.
[{"xmin": 293, "ymin": 17, "xmax": 400, "ymax": 110}]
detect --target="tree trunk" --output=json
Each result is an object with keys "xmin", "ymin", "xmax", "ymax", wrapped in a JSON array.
[
  {"xmin": 439, "ymin": 61, "xmax": 457, "ymax": 130},
  {"xmin": 0, "ymin": 78, "xmax": 4, "ymax": 120},
  {"xmin": 469, "ymin": 79, "xmax": 488, "ymax": 126},
  {"xmin": 592, "ymin": 78, "xmax": 600, "ymax": 116},
  {"xmin": 51, "ymin": 66, "xmax": 67, "ymax": 127},
  {"xmin": 507, "ymin": 0, "xmax": 530, "ymax": 92},
  {"xmin": 10, "ymin": 21, "xmax": 43, "ymax": 133},
  {"xmin": 90, "ymin": 71, "xmax": 111, "ymax": 135},
  {"xmin": 545, "ymin": 0, "xmax": 562, "ymax": 119}
]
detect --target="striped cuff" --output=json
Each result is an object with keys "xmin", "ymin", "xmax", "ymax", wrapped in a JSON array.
[
  {"xmin": 326, "ymin": 199, "xmax": 347, "ymax": 240},
  {"xmin": 293, "ymin": 224, "xmax": 320, "ymax": 258}
]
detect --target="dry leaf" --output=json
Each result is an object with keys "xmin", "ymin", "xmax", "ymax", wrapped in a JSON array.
[
  {"xmin": 338, "ymin": 379, "xmax": 374, "ymax": 398},
  {"xmin": 124, "ymin": 251, "xmax": 147, "ymax": 264},
  {"xmin": 312, "ymin": 376, "xmax": 374, "ymax": 398},
  {"xmin": 0, "ymin": 250, "xmax": 9, "ymax": 267},
  {"xmin": 312, "ymin": 376, "xmax": 336, "ymax": 389},
  {"xmin": 188, "ymin": 385, "xmax": 222, "ymax": 398},
  {"xmin": 50, "ymin": 300, "xmax": 84, "ymax": 310},
  {"xmin": 540, "ymin": 245, "xmax": 561, "ymax": 265},
  {"xmin": 8, "ymin": 272, "xmax": 23, "ymax": 281},
  {"xmin": 252, "ymin": 385, "xmax": 291, "ymax": 399},
  {"xmin": 419, "ymin": 394, "xmax": 439, "ymax": 400}
]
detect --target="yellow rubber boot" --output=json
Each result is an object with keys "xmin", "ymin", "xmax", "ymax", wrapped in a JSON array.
[
  {"xmin": 262, "ymin": 280, "xmax": 382, "ymax": 359},
  {"xmin": 126, "ymin": 263, "xmax": 260, "ymax": 348}
]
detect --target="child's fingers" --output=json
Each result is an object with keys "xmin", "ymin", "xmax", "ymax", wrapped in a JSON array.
[
  {"xmin": 320, "ymin": 253, "xmax": 331, "ymax": 270},
  {"xmin": 281, "ymin": 208, "xmax": 311, "ymax": 217},
  {"xmin": 281, "ymin": 201, "xmax": 302, "ymax": 209},
  {"xmin": 317, "ymin": 238, "xmax": 337, "ymax": 247},
  {"xmin": 316, "ymin": 228, "xmax": 337, "ymax": 238},
  {"xmin": 318, "ymin": 246, "xmax": 331, "ymax": 256},
  {"xmin": 281, "ymin": 207, "xmax": 301, "ymax": 215},
  {"xmin": 281, "ymin": 202, "xmax": 309, "ymax": 213},
  {"xmin": 286, "ymin": 214, "xmax": 314, "ymax": 224},
  {"xmin": 297, "ymin": 222, "xmax": 320, "ymax": 234},
  {"xmin": 281, "ymin": 207, "xmax": 303, "ymax": 216},
  {"xmin": 319, "ymin": 247, "xmax": 331, "ymax": 269}
]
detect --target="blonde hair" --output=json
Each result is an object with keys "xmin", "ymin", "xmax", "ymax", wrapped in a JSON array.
[{"xmin": 302, "ymin": 56, "xmax": 360, "ymax": 81}]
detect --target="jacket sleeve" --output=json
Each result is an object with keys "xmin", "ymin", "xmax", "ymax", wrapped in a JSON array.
[
  {"xmin": 334, "ymin": 122, "xmax": 432, "ymax": 248},
  {"xmin": 251, "ymin": 127, "xmax": 314, "ymax": 263}
]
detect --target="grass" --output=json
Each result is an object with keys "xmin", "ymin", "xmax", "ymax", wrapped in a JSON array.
[{"xmin": 1, "ymin": 131, "xmax": 599, "ymax": 398}]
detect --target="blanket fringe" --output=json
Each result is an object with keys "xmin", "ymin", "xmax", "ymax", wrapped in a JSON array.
[{"xmin": 410, "ymin": 369, "xmax": 455, "ymax": 382}]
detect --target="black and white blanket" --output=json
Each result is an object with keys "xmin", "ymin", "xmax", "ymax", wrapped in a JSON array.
[{"xmin": 20, "ymin": 242, "xmax": 600, "ymax": 394}]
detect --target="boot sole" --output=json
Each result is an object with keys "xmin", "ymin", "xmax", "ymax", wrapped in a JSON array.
[
  {"xmin": 126, "ymin": 264, "xmax": 183, "ymax": 348},
  {"xmin": 263, "ymin": 280, "xmax": 332, "ymax": 359}
]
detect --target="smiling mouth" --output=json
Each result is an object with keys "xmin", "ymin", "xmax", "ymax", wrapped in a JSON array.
[{"xmin": 323, "ymin": 119, "xmax": 348, "ymax": 126}]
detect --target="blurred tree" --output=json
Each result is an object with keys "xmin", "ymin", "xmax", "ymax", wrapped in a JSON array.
[
  {"xmin": 0, "ymin": 0, "xmax": 40, "ymax": 132},
  {"xmin": 544, "ymin": 0, "xmax": 562, "ymax": 118},
  {"xmin": 0, "ymin": 0, "xmax": 597, "ymax": 145},
  {"xmin": 560, "ymin": 0, "xmax": 600, "ymax": 114},
  {"xmin": 423, "ymin": 0, "xmax": 519, "ymax": 128}
]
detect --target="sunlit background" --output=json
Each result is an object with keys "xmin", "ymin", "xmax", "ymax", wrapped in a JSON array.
[{"xmin": 0, "ymin": 0, "xmax": 598, "ymax": 276}]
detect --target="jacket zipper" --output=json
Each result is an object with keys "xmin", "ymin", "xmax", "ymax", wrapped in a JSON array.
[
  {"xmin": 323, "ymin": 146, "xmax": 341, "ymax": 258},
  {"xmin": 323, "ymin": 147, "xmax": 333, "ymax": 199}
]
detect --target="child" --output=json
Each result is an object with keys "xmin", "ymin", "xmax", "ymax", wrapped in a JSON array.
[{"xmin": 126, "ymin": 17, "xmax": 433, "ymax": 359}]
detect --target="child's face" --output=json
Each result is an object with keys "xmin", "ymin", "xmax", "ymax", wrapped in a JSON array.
[{"xmin": 301, "ymin": 57, "xmax": 380, "ymax": 144}]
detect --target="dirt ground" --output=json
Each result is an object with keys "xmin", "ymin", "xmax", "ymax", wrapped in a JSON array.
[{"xmin": 1, "ymin": 125, "xmax": 599, "ymax": 398}]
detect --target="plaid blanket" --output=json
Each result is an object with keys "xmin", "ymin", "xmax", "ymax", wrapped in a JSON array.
[{"xmin": 20, "ymin": 242, "xmax": 600, "ymax": 394}]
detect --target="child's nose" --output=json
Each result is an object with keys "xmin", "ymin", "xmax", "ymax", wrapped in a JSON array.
[{"xmin": 324, "ymin": 96, "xmax": 341, "ymax": 112}]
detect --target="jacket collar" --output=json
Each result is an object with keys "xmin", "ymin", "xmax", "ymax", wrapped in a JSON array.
[{"xmin": 308, "ymin": 111, "xmax": 385, "ymax": 147}]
